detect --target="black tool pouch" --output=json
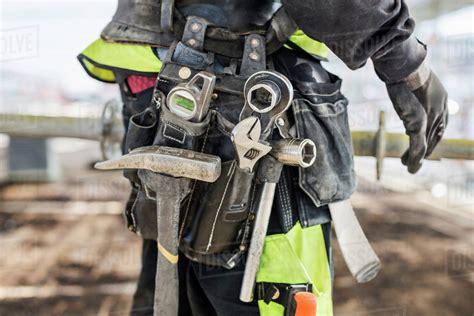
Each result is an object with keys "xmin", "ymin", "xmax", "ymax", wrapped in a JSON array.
[
  {"xmin": 153, "ymin": 103, "xmax": 212, "ymax": 151},
  {"xmin": 272, "ymin": 48, "xmax": 356, "ymax": 208},
  {"xmin": 292, "ymin": 77, "xmax": 356, "ymax": 206},
  {"xmin": 122, "ymin": 98, "xmax": 161, "ymax": 233},
  {"xmin": 151, "ymin": 33, "xmax": 261, "ymax": 268},
  {"xmin": 121, "ymin": 22, "xmax": 268, "ymax": 267},
  {"xmin": 178, "ymin": 113, "xmax": 257, "ymax": 268},
  {"xmin": 127, "ymin": 102, "xmax": 213, "ymax": 239}
]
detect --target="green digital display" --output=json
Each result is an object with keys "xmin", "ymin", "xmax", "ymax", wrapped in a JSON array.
[{"xmin": 175, "ymin": 95, "xmax": 195, "ymax": 111}]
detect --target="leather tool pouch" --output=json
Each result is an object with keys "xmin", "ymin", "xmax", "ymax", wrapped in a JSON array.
[
  {"xmin": 153, "ymin": 103, "xmax": 211, "ymax": 151},
  {"xmin": 179, "ymin": 113, "xmax": 257, "ymax": 269},
  {"xmin": 128, "ymin": 106, "xmax": 257, "ymax": 268},
  {"xmin": 291, "ymin": 77, "xmax": 356, "ymax": 206},
  {"xmin": 122, "ymin": 98, "xmax": 161, "ymax": 234},
  {"xmin": 273, "ymin": 48, "xmax": 357, "ymax": 209},
  {"xmin": 125, "ymin": 101, "xmax": 212, "ymax": 239},
  {"xmin": 186, "ymin": 160, "xmax": 254, "ymax": 255},
  {"xmin": 120, "ymin": 18, "xmax": 272, "ymax": 267},
  {"xmin": 120, "ymin": 42, "xmax": 258, "ymax": 269}
]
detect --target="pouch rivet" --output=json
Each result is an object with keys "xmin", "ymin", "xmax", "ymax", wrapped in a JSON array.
[
  {"xmin": 251, "ymin": 38, "xmax": 260, "ymax": 47},
  {"xmin": 277, "ymin": 117, "xmax": 285, "ymax": 126},
  {"xmin": 239, "ymin": 245, "xmax": 246, "ymax": 251},
  {"xmin": 179, "ymin": 67, "xmax": 192, "ymax": 80},
  {"xmin": 212, "ymin": 93, "xmax": 219, "ymax": 100},
  {"xmin": 249, "ymin": 52, "xmax": 260, "ymax": 61},
  {"xmin": 187, "ymin": 38, "xmax": 197, "ymax": 47},
  {"xmin": 190, "ymin": 23, "xmax": 201, "ymax": 32}
]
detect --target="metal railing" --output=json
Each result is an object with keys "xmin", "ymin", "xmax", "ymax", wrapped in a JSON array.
[
  {"xmin": 353, "ymin": 111, "xmax": 474, "ymax": 179},
  {"xmin": 0, "ymin": 102, "xmax": 472, "ymax": 178},
  {"xmin": 0, "ymin": 100, "xmax": 124, "ymax": 160}
]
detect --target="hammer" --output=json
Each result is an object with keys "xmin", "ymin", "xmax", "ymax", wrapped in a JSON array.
[{"xmin": 95, "ymin": 145, "xmax": 221, "ymax": 316}]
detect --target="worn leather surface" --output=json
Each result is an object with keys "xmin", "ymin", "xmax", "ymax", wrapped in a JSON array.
[
  {"xmin": 101, "ymin": 0, "xmax": 177, "ymax": 46},
  {"xmin": 101, "ymin": 0, "xmax": 295, "ymax": 58},
  {"xmin": 118, "ymin": 47, "xmax": 348, "ymax": 266},
  {"xmin": 177, "ymin": 0, "xmax": 280, "ymax": 31},
  {"xmin": 184, "ymin": 160, "xmax": 255, "ymax": 255},
  {"xmin": 273, "ymin": 48, "xmax": 356, "ymax": 207}
]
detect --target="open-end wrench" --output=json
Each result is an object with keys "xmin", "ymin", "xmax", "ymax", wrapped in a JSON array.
[
  {"xmin": 232, "ymin": 70, "xmax": 296, "ymax": 173},
  {"xmin": 239, "ymin": 70, "xmax": 294, "ymax": 137}
]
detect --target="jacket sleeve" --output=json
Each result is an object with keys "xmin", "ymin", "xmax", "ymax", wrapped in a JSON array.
[{"xmin": 281, "ymin": 0, "xmax": 427, "ymax": 83}]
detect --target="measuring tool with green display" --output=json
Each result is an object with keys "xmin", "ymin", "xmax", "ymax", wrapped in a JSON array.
[{"xmin": 167, "ymin": 72, "xmax": 216, "ymax": 123}]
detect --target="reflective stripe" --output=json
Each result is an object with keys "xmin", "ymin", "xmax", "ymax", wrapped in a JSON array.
[
  {"xmin": 78, "ymin": 38, "xmax": 162, "ymax": 82},
  {"xmin": 287, "ymin": 30, "xmax": 330, "ymax": 60},
  {"xmin": 81, "ymin": 58, "xmax": 116, "ymax": 83},
  {"xmin": 257, "ymin": 223, "xmax": 333, "ymax": 316}
]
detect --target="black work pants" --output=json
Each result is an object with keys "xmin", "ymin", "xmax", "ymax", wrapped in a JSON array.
[{"xmin": 130, "ymin": 239, "xmax": 259, "ymax": 316}]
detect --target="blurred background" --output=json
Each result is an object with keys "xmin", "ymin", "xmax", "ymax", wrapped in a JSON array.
[{"xmin": 0, "ymin": 0, "xmax": 472, "ymax": 315}]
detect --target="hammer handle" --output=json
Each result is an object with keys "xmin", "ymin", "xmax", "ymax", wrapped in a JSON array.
[
  {"xmin": 151, "ymin": 175, "xmax": 191, "ymax": 316},
  {"xmin": 240, "ymin": 181, "xmax": 277, "ymax": 302}
]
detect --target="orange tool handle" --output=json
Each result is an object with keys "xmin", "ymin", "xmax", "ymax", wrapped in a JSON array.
[{"xmin": 294, "ymin": 292, "xmax": 317, "ymax": 316}]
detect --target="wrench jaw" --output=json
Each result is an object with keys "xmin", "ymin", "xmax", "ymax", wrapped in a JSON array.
[{"xmin": 231, "ymin": 117, "xmax": 272, "ymax": 172}]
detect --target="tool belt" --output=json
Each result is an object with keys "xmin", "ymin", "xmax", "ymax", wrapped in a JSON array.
[
  {"xmin": 121, "ymin": 18, "xmax": 263, "ymax": 267},
  {"xmin": 101, "ymin": 0, "xmax": 297, "ymax": 59},
  {"xmin": 120, "ymin": 16, "xmax": 356, "ymax": 269}
]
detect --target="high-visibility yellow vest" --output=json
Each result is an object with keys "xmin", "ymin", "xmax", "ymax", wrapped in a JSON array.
[
  {"xmin": 78, "ymin": 39, "xmax": 163, "ymax": 83},
  {"xmin": 257, "ymin": 223, "xmax": 333, "ymax": 316},
  {"xmin": 78, "ymin": 32, "xmax": 329, "ymax": 83},
  {"xmin": 286, "ymin": 30, "xmax": 329, "ymax": 60}
]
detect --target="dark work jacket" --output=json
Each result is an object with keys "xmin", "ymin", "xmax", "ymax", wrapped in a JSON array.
[
  {"xmin": 103, "ymin": 0, "xmax": 427, "ymax": 242},
  {"xmin": 282, "ymin": 0, "xmax": 427, "ymax": 82},
  {"xmin": 102, "ymin": 0, "xmax": 426, "ymax": 83}
]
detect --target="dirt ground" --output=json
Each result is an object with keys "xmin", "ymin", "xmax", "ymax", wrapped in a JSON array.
[
  {"xmin": 333, "ymin": 178, "xmax": 473, "ymax": 316},
  {"xmin": 0, "ymin": 163, "xmax": 472, "ymax": 315}
]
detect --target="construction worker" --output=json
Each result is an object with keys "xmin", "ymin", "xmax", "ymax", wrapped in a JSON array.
[{"xmin": 78, "ymin": 1, "xmax": 448, "ymax": 315}]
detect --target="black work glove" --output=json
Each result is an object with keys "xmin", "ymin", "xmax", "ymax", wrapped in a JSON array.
[{"xmin": 387, "ymin": 64, "xmax": 449, "ymax": 174}]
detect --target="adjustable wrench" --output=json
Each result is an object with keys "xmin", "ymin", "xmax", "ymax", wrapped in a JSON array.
[{"xmin": 231, "ymin": 117, "xmax": 272, "ymax": 172}]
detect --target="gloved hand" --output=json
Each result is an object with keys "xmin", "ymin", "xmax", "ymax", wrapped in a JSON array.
[{"xmin": 386, "ymin": 62, "xmax": 449, "ymax": 174}]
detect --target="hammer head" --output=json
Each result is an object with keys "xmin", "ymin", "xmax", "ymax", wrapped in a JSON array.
[{"xmin": 95, "ymin": 146, "xmax": 221, "ymax": 183}]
